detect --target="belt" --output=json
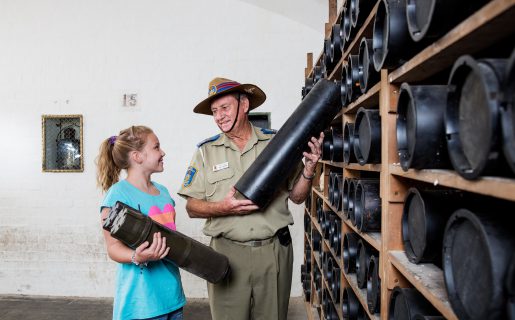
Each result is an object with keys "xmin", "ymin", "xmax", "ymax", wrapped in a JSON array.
[{"xmin": 223, "ymin": 227, "xmax": 289, "ymax": 247}]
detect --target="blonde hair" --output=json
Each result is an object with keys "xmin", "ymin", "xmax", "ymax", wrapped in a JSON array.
[{"xmin": 96, "ymin": 125, "xmax": 154, "ymax": 192}]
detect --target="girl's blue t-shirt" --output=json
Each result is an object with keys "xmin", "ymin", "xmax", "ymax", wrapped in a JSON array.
[{"xmin": 101, "ymin": 180, "xmax": 186, "ymax": 320}]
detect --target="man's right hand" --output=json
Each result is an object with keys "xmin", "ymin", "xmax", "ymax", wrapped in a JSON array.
[{"xmin": 218, "ymin": 186, "xmax": 259, "ymax": 215}]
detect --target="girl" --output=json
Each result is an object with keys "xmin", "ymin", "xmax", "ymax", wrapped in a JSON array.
[{"xmin": 97, "ymin": 125, "xmax": 186, "ymax": 320}]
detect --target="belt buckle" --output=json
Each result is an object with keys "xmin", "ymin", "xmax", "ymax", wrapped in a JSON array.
[{"xmin": 253, "ymin": 240, "xmax": 264, "ymax": 247}]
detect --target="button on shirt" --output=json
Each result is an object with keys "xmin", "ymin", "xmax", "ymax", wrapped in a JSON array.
[{"xmin": 178, "ymin": 125, "xmax": 302, "ymax": 242}]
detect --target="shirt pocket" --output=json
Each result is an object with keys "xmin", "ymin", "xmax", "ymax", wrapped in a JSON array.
[{"xmin": 206, "ymin": 168, "xmax": 235, "ymax": 199}]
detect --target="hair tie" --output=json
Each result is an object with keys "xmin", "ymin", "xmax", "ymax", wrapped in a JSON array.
[{"xmin": 108, "ymin": 136, "xmax": 117, "ymax": 145}]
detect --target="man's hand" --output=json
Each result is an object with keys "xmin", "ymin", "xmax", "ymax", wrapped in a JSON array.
[
  {"xmin": 302, "ymin": 132, "xmax": 324, "ymax": 177},
  {"xmin": 218, "ymin": 187, "xmax": 259, "ymax": 215}
]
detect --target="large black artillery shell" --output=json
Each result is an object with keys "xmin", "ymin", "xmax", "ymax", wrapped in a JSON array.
[
  {"xmin": 331, "ymin": 24, "xmax": 343, "ymax": 64},
  {"xmin": 388, "ymin": 287, "xmax": 439, "ymax": 320},
  {"xmin": 443, "ymin": 208, "xmax": 515, "ymax": 320},
  {"xmin": 104, "ymin": 202, "xmax": 230, "ymax": 284},
  {"xmin": 396, "ymin": 83, "xmax": 450, "ymax": 171},
  {"xmin": 235, "ymin": 79, "xmax": 340, "ymax": 208},
  {"xmin": 502, "ymin": 48, "xmax": 515, "ymax": 174},
  {"xmin": 445, "ymin": 56, "xmax": 508, "ymax": 179},
  {"xmin": 354, "ymin": 108, "xmax": 381, "ymax": 165}
]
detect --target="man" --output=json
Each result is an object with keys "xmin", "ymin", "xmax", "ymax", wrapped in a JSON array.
[{"xmin": 178, "ymin": 77, "xmax": 322, "ymax": 320}]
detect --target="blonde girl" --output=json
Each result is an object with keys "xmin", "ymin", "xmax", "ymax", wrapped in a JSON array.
[{"xmin": 97, "ymin": 125, "xmax": 185, "ymax": 320}]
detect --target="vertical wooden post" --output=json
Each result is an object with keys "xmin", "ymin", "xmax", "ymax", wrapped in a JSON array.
[{"xmin": 306, "ymin": 52, "xmax": 314, "ymax": 78}]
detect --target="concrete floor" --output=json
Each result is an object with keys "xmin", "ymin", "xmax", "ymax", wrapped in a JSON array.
[{"xmin": 0, "ymin": 295, "xmax": 308, "ymax": 320}]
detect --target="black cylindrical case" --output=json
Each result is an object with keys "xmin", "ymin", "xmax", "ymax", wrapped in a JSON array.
[
  {"xmin": 373, "ymin": 0, "xmax": 423, "ymax": 71},
  {"xmin": 343, "ymin": 232, "xmax": 359, "ymax": 274},
  {"xmin": 354, "ymin": 179, "xmax": 381, "ymax": 232},
  {"xmin": 443, "ymin": 208, "xmax": 515, "ymax": 320},
  {"xmin": 445, "ymin": 56, "xmax": 509, "ymax": 179},
  {"xmin": 356, "ymin": 239, "xmax": 373, "ymax": 288},
  {"xmin": 358, "ymin": 37, "xmax": 380, "ymax": 94},
  {"xmin": 351, "ymin": 0, "xmax": 376, "ymax": 29},
  {"xmin": 341, "ymin": 63, "xmax": 351, "ymax": 106},
  {"xmin": 406, "ymin": 0, "xmax": 489, "ymax": 42},
  {"xmin": 354, "ymin": 108, "xmax": 382, "ymax": 165},
  {"xmin": 343, "ymin": 286, "xmax": 366, "ymax": 319},
  {"xmin": 388, "ymin": 287, "xmax": 439, "ymax": 320},
  {"xmin": 344, "ymin": 122, "xmax": 357, "ymax": 164},
  {"xmin": 235, "ymin": 79, "xmax": 341, "ymax": 208},
  {"xmin": 367, "ymin": 254, "xmax": 381, "ymax": 314},
  {"xmin": 103, "ymin": 202, "xmax": 230, "ymax": 284},
  {"xmin": 331, "ymin": 126, "xmax": 344, "ymax": 162},
  {"xmin": 402, "ymin": 188, "xmax": 464, "ymax": 265},
  {"xmin": 502, "ymin": 49, "xmax": 515, "ymax": 174},
  {"xmin": 396, "ymin": 83, "xmax": 450, "ymax": 171},
  {"xmin": 349, "ymin": 54, "xmax": 361, "ymax": 102}
]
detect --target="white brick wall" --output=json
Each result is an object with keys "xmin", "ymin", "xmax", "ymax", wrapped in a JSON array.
[{"xmin": 0, "ymin": 0, "xmax": 327, "ymax": 298}]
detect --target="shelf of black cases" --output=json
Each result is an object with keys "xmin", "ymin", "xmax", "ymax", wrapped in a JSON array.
[
  {"xmin": 314, "ymin": 181, "xmax": 382, "ymax": 251},
  {"xmin": 343, "ymin": 271, "xmax": 380, "ymax": 320},
  {"xmin": 389, "ymin": 0, "xmax": 515, "ymax": 83},
  {"xmin": 343, "ymin": 218, "xmax": 381, "ymax": 252},
  {"xmin": 389, "ymin": 251, "xmax": 457, "ymax": 320},
  {"xmin": 389, "ymin": 164, "xmax": 515, "ymax": 202}
]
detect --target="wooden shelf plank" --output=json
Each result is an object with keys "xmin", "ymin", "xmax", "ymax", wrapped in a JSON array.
[
  {"xmin": 343, "ymin": 272, "xmax": 380, "ymax": 320},
  {"xmin": 389, "ymin": 251, "xmax": 458, "ymax": 320},
  {"xmin": 390, "ymin": 164, "xmax": 515, "ymax": 201},
  {"xmin": 343, "ymin": 218, "xmax": 381, "ymax": 252},
  {"xmin": 389, "ymin": 0, "xmax": 515, "ymax": 83},
  {"xmin": 320, "ymin": 160, "xmax": 345, "ymax": 168},
  {"xmin": 343, "ymin": 81, "xmax": 381, "ymax": 114},
  {"xmin": 345, "ymin": 163, "xmax": 382, "ymax": 172}
]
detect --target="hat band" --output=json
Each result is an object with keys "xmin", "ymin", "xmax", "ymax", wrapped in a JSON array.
[{"xmin": 209, "ymin": 81, "xmax": 240, "ymax": 96}]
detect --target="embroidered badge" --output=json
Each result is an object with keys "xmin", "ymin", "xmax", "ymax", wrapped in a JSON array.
[
  {"xmin": 183, "ymin": 166, "xmax": 197, "ymax": 187},
  {"xmin": 213, "ymin": 162, "xmax": 229, "ymax": 172}
]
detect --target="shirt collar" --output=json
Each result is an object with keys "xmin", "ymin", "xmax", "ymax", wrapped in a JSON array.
[{"xmin": 212, "ymin": 125, "xmax": 270, "ymax": 152}]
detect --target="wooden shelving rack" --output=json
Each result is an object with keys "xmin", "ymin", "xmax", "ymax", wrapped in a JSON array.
[{"xmin": 301, "ymin": 0, "xmax": 515, "ymax": 319}]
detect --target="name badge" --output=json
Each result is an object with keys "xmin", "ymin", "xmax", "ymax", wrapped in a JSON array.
[{"xmin": 213, "ymin": 162, "xmax": 229, "ymax": 172}]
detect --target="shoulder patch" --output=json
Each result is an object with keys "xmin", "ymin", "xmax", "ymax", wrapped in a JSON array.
[
  {"xmin": 260, "ymin": 128, "xmax": 277, "ymax": 135},
  {"xmin": 182, "ymin": 166, "xmax": 198, "ymax": 188},
  {"xmin": 197, "ymin": 134, "xmax": 221, "ymax": 148}
]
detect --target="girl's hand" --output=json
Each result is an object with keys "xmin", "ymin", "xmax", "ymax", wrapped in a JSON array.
[{"xmin": 133, "ymin": 232, "xmax": 170, "ymax": 264}]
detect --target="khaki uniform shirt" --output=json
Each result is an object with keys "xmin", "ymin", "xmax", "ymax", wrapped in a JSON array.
[{"xmin": 178, "ymin": 125, "xmax": 303, "ymax": 242}]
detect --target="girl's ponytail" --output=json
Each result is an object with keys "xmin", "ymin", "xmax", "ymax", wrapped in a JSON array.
[
  {"xmin": 96, "ymin": 137, "xmax": 121, "ymax": 192},
  {"xmin": 96, "ymin": 126, "xmax": 153, "ymax": 192}
]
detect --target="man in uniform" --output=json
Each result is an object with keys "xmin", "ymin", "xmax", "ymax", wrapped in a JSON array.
[{"xmin": 178, "ymin": 77, "xmax": 323, "ymax": 320}]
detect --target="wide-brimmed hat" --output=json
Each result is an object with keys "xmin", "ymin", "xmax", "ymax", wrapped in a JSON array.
[{"xmin": 193, "ymin": 77, "xmax": 266, "ymax": 115}]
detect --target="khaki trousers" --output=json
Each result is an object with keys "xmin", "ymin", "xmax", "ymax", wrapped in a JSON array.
[{"xmin": 208, "ymin": 236, "xmax": 293, "ymax": 320}]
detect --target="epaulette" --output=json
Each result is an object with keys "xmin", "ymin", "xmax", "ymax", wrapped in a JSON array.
[
  {"xmin": 196, "ymin": 134, "xmax": 221, "ymax": 148},
  {"xmin": 260, "ymin": 128, "xmax": 277, "ymax": 135}
]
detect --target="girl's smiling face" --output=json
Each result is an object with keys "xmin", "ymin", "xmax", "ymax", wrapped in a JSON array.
[{"xmin": 139, "ymin": 133, "xmax": 166, "ymax": 173}]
